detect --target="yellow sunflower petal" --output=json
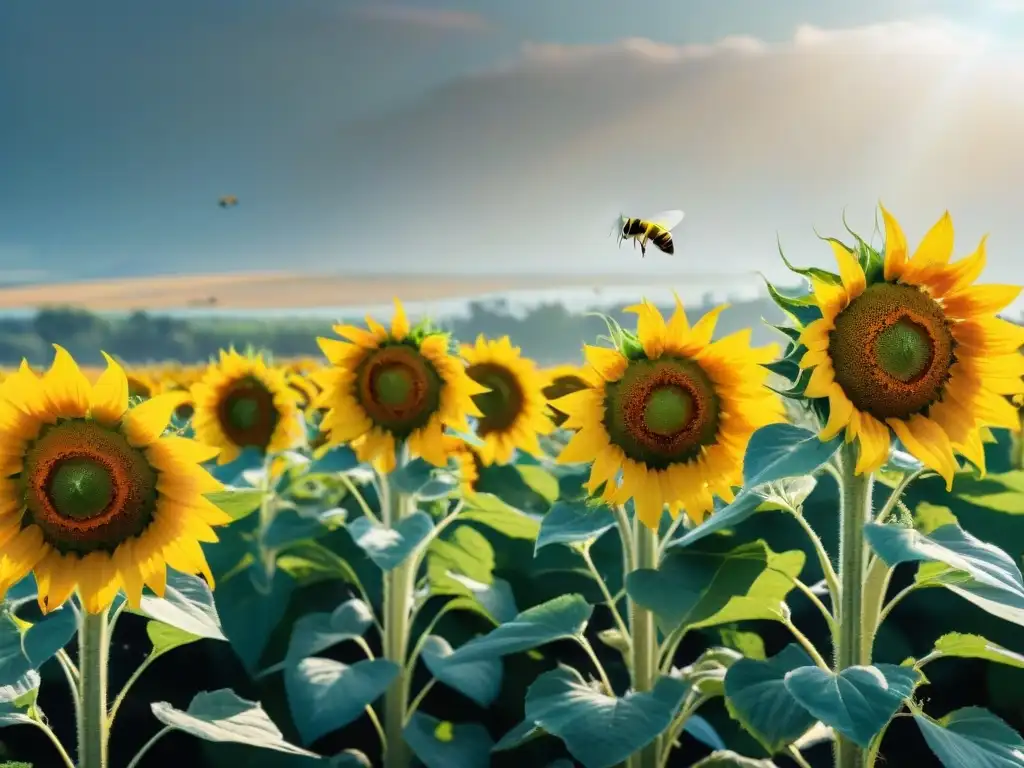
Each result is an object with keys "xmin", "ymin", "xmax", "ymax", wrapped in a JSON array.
[{"xmin": 90, "ymin": 352, "xmax": 130, "ymax": 425}]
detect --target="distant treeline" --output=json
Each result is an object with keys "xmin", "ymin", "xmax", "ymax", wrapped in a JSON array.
[{"xmin": 1, "ymin": 296, "xmax": 796, "ymax": 367}]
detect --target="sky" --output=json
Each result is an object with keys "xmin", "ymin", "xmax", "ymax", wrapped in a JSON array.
[{"xmin": 3, "ymin": 0, "xmax": 1024, "ymax": 286}]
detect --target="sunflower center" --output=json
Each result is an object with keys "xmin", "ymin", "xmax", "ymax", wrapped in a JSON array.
[
  {"xmin": 468, "ymin": 364, "xmax": 524, "ymax": 434},
  {"xmin": 374, "ymin": 366, "xmax": 414, "ymax": 406},
  {"xmin": 604, "ymin": 357, "xmax": 720, "ymax": 470},
  {"xmin": 22, "ymin": 420, "xmax": 158, "ymax": 555},
  {"xmin": 356, "ymin": 343, "xmax": 442, "ymax": 437},
  {"xmin": 644, "ymin": 386, "xmax": 694, "ymax": 436},
  {"xmin": 829, "ymin": 282, "xmax": 956, "ymax": 419},
  {"xmin": 217, "ymin": 376, "xmax": 280, "ymax": 450},
  {"xmin": 48, "ymin": 460, "xmax": 114, "ymax": 521},
  {"xmin": 874, "ymin": 319, "xmax": 933, "ymax": 382}
]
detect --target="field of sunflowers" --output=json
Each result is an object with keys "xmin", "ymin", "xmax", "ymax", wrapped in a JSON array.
[{"xmin": 1, "ymin": 207, "xmax": 1024, "ymax": 768}]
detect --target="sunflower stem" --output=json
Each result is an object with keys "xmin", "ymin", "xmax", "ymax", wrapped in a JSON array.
[
  {"xmin": 381, "ymin": 450, "xmax": 415, "ymax": 768},
  {"xmin": 76, "ymin": 605, "xmax": 110, "ymax": 768},
  {"xmin": 629, "ymin": 517, "xmax": 660, "ymax": 768},
  {"xmin": 834, "ymin": 444, "xmax": 873, "ymax": 768}
]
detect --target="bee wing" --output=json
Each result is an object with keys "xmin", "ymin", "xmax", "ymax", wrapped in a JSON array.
[{"xmin": 649, "ymin": 210, "xmax": 685, "ymax": 231}]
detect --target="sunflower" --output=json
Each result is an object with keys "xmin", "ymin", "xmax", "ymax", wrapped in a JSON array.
[
  {"xmin": 555, "ymin": 298, "xmax": 784, "ymax": 528},
  {"xmin": 190, "ymin": 349, "xmax": 304, "ymax": 465},
  {"xmin": 796, "ymin": 207, "xmax": 1024, "ymax": 488},
  {"xmin": 460, "ymin": 336, "xmax": 555, "ymax": 465},
  {"xmin": 316, "ymin": 299, "xmax": 487, "ymax": 474},
  {"xmin": 542, "ymin": 365, "xmax": 595, "ymax": 428},
  {"xmin": 0, "ymin": 347, "xmax": 230, "ymax": 614},
  {"xmin": 442, "ymin": 435, "xmax": 481, "ymax": 495}
]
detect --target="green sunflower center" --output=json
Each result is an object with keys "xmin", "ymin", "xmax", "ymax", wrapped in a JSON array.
[
  {"xmin": 217, "ymin": 376, "xmax": 281, "ymax": 450},
  {"xmin": 374, "ymin": 366, "xmax": 414, "ymax": 406},
  {"xmin": 49, "ymin": 460, "xmax": 114, "ymax": 521},
  {"xmin": 829, "ymin": 282, "xmax": 956, "ymax": 419},
  {"xmin": 356, "ymin": 342, "xmax": 442, "ymax": 438},
  {"xmin": 644, "ymin": 386, "xmax": 694, "ymax": 436},
  {"xmin": 875, "ymin": 318, "xmax": 933, "ymax": 382},
  {"xmin": 22, "ymin": 420, "xmax": 158, "ymax": 555},
  {"xmin": 603, "ymin": 357, "xmax": 720, "ymax": 470},
  {"xmin": 468, "ymin": 363, "xmax": 525, "ymax": 435}
]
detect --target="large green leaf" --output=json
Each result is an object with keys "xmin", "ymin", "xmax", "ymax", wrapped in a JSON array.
[
  {"xmin": 147, "ymin": 622, "xmax": 202, "ymax": 655},
  {"xmin": 515, "ymin": 465, "xmax": 560, "ymax": 504},
  {"xmin": 626, "ymin": 540, "xmax": 802, "ymax": 635},
  {"xmin": 0, "ymin": 617, "xmax": 35, "ymax": 695},
  {"xmin": 866, "ymin": 523, "xmax": 1024, "ymax": 626},
  {"xmin": 783, "ymin": 664, "xmax": 921, "ymax": 748},
  {"xmin": 22, "ymin": 607, "xmax": 76, "ymax": 668},
  {"xmin": 535, "ymin": 501, "xmax": 616, "ymax": 552},
  {"xmin": 285, "ymin": 657, "xmax": 400, "ymax": 745},
  {"xmin": 915, "ymin": 706, "xmax": 1024, "ymax": 768},
  {"xmin": 524, "ymin": 665, "xmax": 690, "ymax": 768},
  {"xmin": 347, "ymin": 510, "xmax": 434, "ymax": 571},
  {"xmin": 680, "ymin": 647, "xmax": 744, "ymax": 699},
  {"xmin": 916, "ymin": 565, "xmax": 1024, "ymax": 627},
  {"xmin": 262, "ymin": 509, "xmax": 328, "ymax": 550},
  {"xmin": 285, "ymin": 599, "xmax": 374, "ymax": 662},
  {"xmin": 927, "ymin": 633, "xmax": 1024, "ymax": 669},
  {"xmin": 403, "ymin": 712, "xmax": 494, "ymax": 768},
  {"xmin": 723, "ymin": 644, "xmax": 817, "ymax": 754},
  {"xmin": 0, "ymin": 699, "xmax": 34, "ymax": 728},
  {"xmin": 671, "ymin": 424, "xmax": 840, "ymax": 549},
  {"xmin": 461, "ymin": 493, "xmax": 540, "ymax": 540},
  {"xmin": 150, "ymin": 689, "xmax": 318, "ymax": 756},
  {"xmin": 139, "ymin": 568, "xmax": 227, "ymax": 641},
  {"xmin": 216, "ymin": 567, "xmax": 294, "ymax": 674},
  {"xmin": 952, "ymin": 472, "xmax": 1024, "ymax": 515},
  {"xmin": 420, "ymin": 635, "xmax": 503, "ymax": 707},
  {"xmin": 447, "ymin": 594, "xmax": 592, "ymax": 664}
]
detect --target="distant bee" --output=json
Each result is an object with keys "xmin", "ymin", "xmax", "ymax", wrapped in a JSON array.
[
  {"xmin": 614, "ymin": 210, "xmax": 685, "ymax": 257},
  {"xmin": 218, "ymin": 195, "xmax": 238, "ymax": 208}
]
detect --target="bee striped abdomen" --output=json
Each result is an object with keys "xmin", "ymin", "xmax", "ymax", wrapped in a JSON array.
[{"xmin": 650, "ymin": 228, "xmax": 674, "ymax": 254}]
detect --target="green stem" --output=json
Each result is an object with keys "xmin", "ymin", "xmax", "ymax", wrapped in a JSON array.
[
  {"xmin": 108, "ymin": 651, "xmax": 164, "ymax": 726},
  {"xmin": 656, "ymin": 693, "xmax": 711, "ymax": 768},
  {"xmin": 790, "ymin": 508, "xmax": 840, "ymax": 615},
  {"xmin": 125, "ymin": 726, "xmax": 172, "ymax": 768},
  {"xmin": 783, "ymin": 619, "xmax": 830, "ymax": 670},
  {"xmin": 860, "ymin": 555, "xmax": 893, "ymax": 661},
  {"xmin": 580, "ymin": 545, "xmax": 632, "ymax": 652},
  {"xmin": 77, "ymin": 607, "xmax": 110, "ymax": 768},
  {"xmin": 32, "ymin": 714, "xmax": 75, "ymax": 768},
  {"xmin": 381, "ymin": 450, "xmax": 415, "ymax": 768},
  {"xmin": 630, "ymin": 517, "xmax": 660, "ymax": 768},
  {"xmin": 873, "ymin": 469, "xmax": 923, "ymax": 524},
  {"xmin": 835, "ymin": 443, "xmax": 873, "ymax": 768}
]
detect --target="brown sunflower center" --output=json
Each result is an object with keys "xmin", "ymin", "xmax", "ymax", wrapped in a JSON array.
[
  {"xmin": 217, "ymin": 376, "xmax": 280, "ymax": 450},
  {"xmin": 22, "ymin": 420, "xmax": 158, "ymax": 554},
  {"xmin": 603, "ymin": 357, "xmax": 720, "ymax": 470},
  {"xmin": 356, "ymin": 343, "xmax": 442, "ymax": 437},
  {"xmin": 543, "ymin": 374, "xmax": 589, "ymax": 428},
  {"xmin": 829, "ymin": 282, "xmax": 955, "ymax": 419},
  {"xmin": 467, "ymin": 363, "xmax": 524, "ymax": 435}
]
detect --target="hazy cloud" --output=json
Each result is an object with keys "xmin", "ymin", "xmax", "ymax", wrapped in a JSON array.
[
  {"xmin": 335, "ymin": 17, "xmax": 1024, "ymax": 303},
  {"xmin": 350, "ymin": 4, "xmax": 491, "ymax": 32}
]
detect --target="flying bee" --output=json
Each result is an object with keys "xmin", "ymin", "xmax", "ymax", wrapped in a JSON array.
[
  {"xmin": 218, "ymin": 195, "xmax": 238, "ymax": 208},
  {"xmin": 614, "ymin": 210, "xmax": 685, "ymax": 257}
]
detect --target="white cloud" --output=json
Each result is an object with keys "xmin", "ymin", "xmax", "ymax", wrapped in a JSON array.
[{"xmin": 349, "ymin": 4, "xmax": 490, "ymax": 32}]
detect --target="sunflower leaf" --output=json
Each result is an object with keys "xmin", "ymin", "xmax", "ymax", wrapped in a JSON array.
[
  {"xmin": 139, "ymin": 568, "xmax": 227, "ymax": 642},
  {"xmin": 783, "ymin": 664, "xmax": 921, "ymax": 748},
  {"xmin": 147, "ymin": 621, "xmax": 202, "ymax": 655},
  {"xmin": 515, "ymin": 465, "xmax": 560, "ymax": 504},
  {"xmin": 670, "ymin": 425, "xmax": 840, "ymax": 549},
  {"xmin": 390, "ymin": 458, "xmax": 436, "ymax": 495},
  {"xmin": 925, "ymin": 632, "xmax": 1024, "ymax": 669},
  {"xmin": 403, "ymin": 712, "xmax": 494, "ymax": 768},
  {"xmin": 627, "ymin": 540, "xmax": 803, "ymax": 635},
  {"xmin": 446, "ymin": 594, "xmax": 592, "ymax": 664},
  {"xmin": 777, "ymin": 235, "xmax": 842, "ymax": 285},
  {"xmin": 491, "ymin": 719, "xmax": 545, "ymax": 753},
  {"xmin": 307, "ymin": 445, "xmax": 361, "ymax": 475},
  {"xmin": 421, "ymin": 635, "xmax": 503, "ymax": 707},
  {"xmin": 284, "ymin": 598, "xmax": 375, "ymax": 662},
  {"xmin": 461, "ymin": 493, "xmax": 541, "ymax": 540},
  {"xmin": 865, "ymin": 523, "xmax": 1024, "ymax": 627},
  {"xmin": 524, "ymin": 665, "xmax": 689, "ymax": 768},
  {"xmin": 535, "ymin": 500, "xmax": 616, "ymax": 553},
  {"xmin": 285, "ymin": 657, "xmax": 400, "ymax": 745},
  {"xmin": 22, "ymin": 606, "xmax": 77, "ymax": 668},
  {"xmin": 215, "ymin": 567, "xmax": 294, "ymax": 674},
  {"xmin": 346, "ymin": 510, "xmax": 435, "ymax": 571},
  {"xmin": 914, "ymin": 706, "xmax": 1024, "ymax": 768},
  {"xmin": 723, "ymin": 644, "xmax": 817, "ymax": 754},
  {"xmin": 0, "ymin": 616, "xmax": 36, "ymax": 696},
  {"xmin": 150, "ymin": 688, "xmax": 318, "ymax": 756}
]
